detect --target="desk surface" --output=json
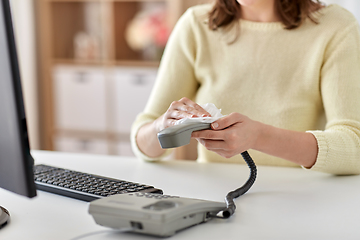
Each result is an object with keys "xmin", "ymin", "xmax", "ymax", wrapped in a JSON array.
[{"xmin": 1, "ymin": 150, "xmax": 360, "ymax": 240}]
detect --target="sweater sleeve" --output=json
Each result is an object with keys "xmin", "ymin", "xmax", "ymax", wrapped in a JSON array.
[
  {"xmin": 130, "ymin": 9, "xmax": 200, "ymax": 161},
  {"xmin": 307, "ymin": 21, "xmax": 360, "ymax": 175}
]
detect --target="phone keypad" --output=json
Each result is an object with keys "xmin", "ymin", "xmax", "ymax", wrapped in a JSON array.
[{"xmin": 131, "ymin": 192, "xmax": 180, "ymax": 199}]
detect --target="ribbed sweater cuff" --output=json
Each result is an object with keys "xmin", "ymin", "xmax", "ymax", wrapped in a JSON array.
[{"xmin": 303, "ymin": 131, "xmax": 328, "ymax": 171}]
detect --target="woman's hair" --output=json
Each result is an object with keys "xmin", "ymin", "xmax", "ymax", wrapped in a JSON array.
[{"xmin": 208, "ymin": 0, "xmax": 324, "ymax": 31}]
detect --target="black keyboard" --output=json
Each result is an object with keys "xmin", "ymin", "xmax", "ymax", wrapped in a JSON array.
[{"xmin": 33, "ymin": 164, "xmax": 163, "ymax": 202}]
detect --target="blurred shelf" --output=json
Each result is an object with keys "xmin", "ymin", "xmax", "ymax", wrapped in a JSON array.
[{"xmin": 36, "ymin": 0, "xmax": 212, "ymax": 159}]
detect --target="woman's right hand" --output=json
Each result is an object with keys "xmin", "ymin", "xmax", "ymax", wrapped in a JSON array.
[
  {"xmin": 154, "ymin": 97, "xmax": 211, "ymax": 132},
  {"xmin": 136, "ymin": 97, "xmax": 210, "ymax": 158}
]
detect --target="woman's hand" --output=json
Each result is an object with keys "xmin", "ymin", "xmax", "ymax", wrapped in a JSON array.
[
  {"xmin": 154, "ymin": 97, "xmax": 211, "ymax": 132},
  {"xmin": 191, "ymin": 112, "xmax": 262, "ymax": 158},
  {"xmin": 136, "ymin": 97, "xmax": 210, "ymax": 158},
  {"xmin": 192, "ymin": 112, "xmax": 318, "ymax": 167}
]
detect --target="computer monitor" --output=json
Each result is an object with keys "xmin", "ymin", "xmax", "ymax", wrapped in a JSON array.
[{"xmin": 0, "ymin": 0, "xmax": 37, "ymax": 229}]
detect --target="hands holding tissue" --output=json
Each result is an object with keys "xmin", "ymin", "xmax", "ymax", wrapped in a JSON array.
[{"xmin": 154, "ymin": 97, "xmax": 261, "ymax": 159}]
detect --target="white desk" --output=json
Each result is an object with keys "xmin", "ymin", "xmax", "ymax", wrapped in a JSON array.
[{"xmin": 1, "ymin": 150, "xmax": 360, "ymax": 240}]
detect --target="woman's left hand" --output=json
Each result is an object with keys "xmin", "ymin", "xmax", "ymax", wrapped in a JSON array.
[{"xmin": 191, "ymin": 112, "xmax": 262, "ymax": 158}]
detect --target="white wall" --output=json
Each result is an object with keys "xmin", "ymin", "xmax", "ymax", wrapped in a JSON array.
[
  {"xmin": 322, "ymin": 0, "xmax": 360, "ymax": 23},
  {"xmin": 9, "ymin": 0, "xmax": 39, "ymax": 149}
]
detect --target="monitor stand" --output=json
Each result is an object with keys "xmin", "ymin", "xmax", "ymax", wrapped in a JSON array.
[{"xmin": 0, "ymin": 206, "xmax": 10, "ymax": 229}]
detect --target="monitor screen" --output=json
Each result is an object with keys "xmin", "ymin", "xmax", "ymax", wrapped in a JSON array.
[{"xmin": 0, "ymin": 0, "xmax": 36, "ymax": 199}]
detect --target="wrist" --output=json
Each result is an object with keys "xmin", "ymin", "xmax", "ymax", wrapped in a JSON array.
[
  {"xmin": 252, "ymin": 121, "xmax": 270, "ymax": 152},
  {"xmin": 153, "ymin": 114, "xmax": 164, "ymax": 133}
]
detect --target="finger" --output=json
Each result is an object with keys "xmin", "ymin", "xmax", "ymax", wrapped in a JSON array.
[
  {"xmin": 166, "ymin": 101, "xmax": 195, "ymax": 119},
  {"xmin": 164, "ymin": 119, "xmax": 177, "ymax": 128},
  {"xmin": 184, "ymin": 101, "xmax": 211, "ymax": 117},
  {"xmin": 169, "ymin": 100, "xmax": 203, "ymax": 118},
  {"xmin": 169, "ymin": 110, "xmax": 195, "ymax": 120},
  {"xmin": 211, "ymin": 112, "xmax": 245, "ymax": 130},
  {"xmin": 179, "ymin": 98, "xmax": 211, "ymax": 117},
  {"xmin": 177, "ymin": 105, "xmax": 208, "ymax": 118},
  {"xmin": 169, "ymin": 100, "xmax": 185, "ymax": 111},
  {"xmin": 192, "ymin": 104, "xmax": 211, "ymax": 117},
  {"xmin": 191, "ymin": 129, "xmax": 224, "ymax": 140},
  {"xmin": 198, "ymin": 138, "xmax": 226, "ymax": 150}
]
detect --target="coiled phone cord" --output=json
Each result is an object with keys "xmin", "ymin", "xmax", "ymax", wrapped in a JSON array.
[{"xmin": 215, "ymin": 151, "xmax": 257, "ymax": 219}]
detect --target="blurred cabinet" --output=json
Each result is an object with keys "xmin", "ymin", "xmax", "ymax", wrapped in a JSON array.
[
  {"xmin": 111, "ymin": 67, "xmax": 157, "ymax": 134},
  {"xmin": 52, "ymin": 64, "xmax": 157, "ymax": 156},
  {"xmin": 35, "ymin": 0, "xmax": 212, "ymax": 157},
  {"xmin": 53, "ymin": 66, "xmax": 108, "ymax": 132}
]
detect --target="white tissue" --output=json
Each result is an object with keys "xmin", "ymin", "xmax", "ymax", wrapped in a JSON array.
[{"xmin": 175, "ymin": 103, "xmax": 224, "ymax": 125}]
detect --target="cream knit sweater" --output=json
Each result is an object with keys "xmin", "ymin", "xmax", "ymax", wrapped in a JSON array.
[{"xmin": 131, "ymin": 4, "xmax": 360, "ymax": 175}]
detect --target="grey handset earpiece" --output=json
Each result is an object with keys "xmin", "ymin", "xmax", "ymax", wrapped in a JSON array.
[{"xmin": 157, "ymin": 122, "xmax": 211, "ymax": 149}]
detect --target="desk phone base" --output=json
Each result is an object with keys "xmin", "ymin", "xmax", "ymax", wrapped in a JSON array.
[{"xmin": 89, "ymin": 193, "xmax": 226, "ymax": 237}]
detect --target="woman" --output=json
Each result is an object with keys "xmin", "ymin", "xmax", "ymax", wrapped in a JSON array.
[{"xmin": 131, "ymin": 0, "xmax": 360, "ymax": 175}]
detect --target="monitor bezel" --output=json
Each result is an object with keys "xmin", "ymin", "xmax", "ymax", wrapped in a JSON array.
[{"xmin": 0, "ymin": 0, "xmax": 36, "ymax": 198}]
